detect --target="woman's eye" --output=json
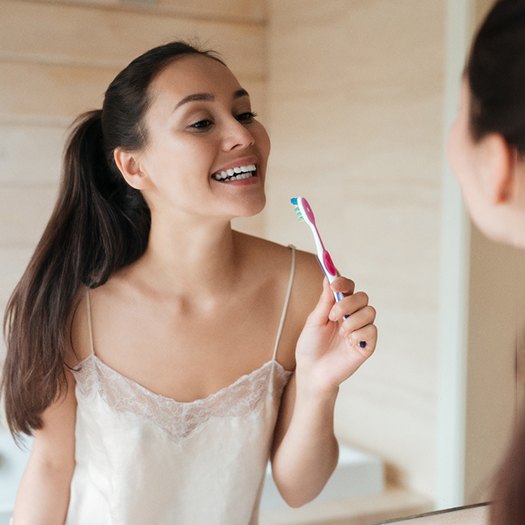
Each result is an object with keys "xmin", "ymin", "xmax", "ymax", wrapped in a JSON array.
[
  {"xmin": 189, "ymin": 119, "xmax": 213, "ymax": 130},
  {"xmin": 236, "ymin": 111, "xmax": 257, "ymax": 123}
]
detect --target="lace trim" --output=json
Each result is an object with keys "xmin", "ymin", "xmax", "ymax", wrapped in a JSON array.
[{"xmin": 72, "ymin": 355, "xmax": 292, "ymax": 442}]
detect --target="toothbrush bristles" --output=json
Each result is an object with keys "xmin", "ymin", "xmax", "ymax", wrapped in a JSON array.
[{"xmin": 290, "ymin": 197, "xmax": 305, "ymax": 221}]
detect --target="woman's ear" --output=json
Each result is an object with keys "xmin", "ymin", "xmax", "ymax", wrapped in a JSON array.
[
  {"xmin": 479, "ymin": 133, "xmax": 515, "ymax": 204},
  {"xmin": 113, "ymin": 148, "xmax": 150, "ymax": 190}
]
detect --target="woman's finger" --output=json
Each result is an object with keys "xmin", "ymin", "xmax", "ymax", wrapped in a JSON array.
[
  {"xmin": 339, "ymin": 305, "xmax": 376, "ymax": 334},
  {"xmin": 330, "ymin": 276, "xmax": 355, "ymax": 296},
  {"xmin": 329, "ymin": 291, "xmax": 369, "ymax": 321},
  {"xmin": 347, "ymin": 323, "xmax": 378, "ymax": 354},
  {"xmin": 305, "ymin": 278, "xmax": 336, "ymax": 326}
]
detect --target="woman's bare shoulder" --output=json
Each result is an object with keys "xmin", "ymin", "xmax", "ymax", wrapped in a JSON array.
[
  {"xmin": 235, "ymin": 232, "xmax": 323, "ymax": 367},
  {"xmin": 67, "ymin": 286, "xmax": 92, "ymax": 366},
  {"xmin": 234, "ymin": 231, "xmax": 315, "ymax": 264},
  {"xmin": 234, "ymin": 230, "xmax": 322, "ymax": 288},
  {"xmin": 289, "ymin": 248, "xmax": 323, "ymax": 320}
]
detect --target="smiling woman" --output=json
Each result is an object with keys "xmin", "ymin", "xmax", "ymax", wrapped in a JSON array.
[
  {"xmin": 117, "ymin": 52, "xmax": 270, "ymax": 221},
  {"xmin": 0, "ymin": 41, "xmax": 377, "ymax": 524}
]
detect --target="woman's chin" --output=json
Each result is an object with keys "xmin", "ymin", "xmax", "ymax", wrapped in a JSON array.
[{"xmin": 234, "ymin": 195, "xmax": 267, "ymax": 218}]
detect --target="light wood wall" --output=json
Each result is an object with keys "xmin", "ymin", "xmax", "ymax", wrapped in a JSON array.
[{"xmin": 266, "ymin": 0, "xmax": 445, "ymax": 498}]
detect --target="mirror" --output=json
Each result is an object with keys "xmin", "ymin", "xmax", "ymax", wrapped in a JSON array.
[
  {"xmin": 377, "ymin": 503, "xmax": 489, "ymax": 524},
  {"xmin": 1, "ymin": 0, "xmax": 524, "ymax": 524}
]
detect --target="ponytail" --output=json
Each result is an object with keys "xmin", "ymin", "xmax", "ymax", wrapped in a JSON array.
[{"xmin": 2, "ymin": 110, "xmax": 150, "ymax": 437}]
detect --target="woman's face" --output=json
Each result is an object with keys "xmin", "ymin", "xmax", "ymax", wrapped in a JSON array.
[{"xmin": 135, "ymin": 54, "xmax": 271, "ymax": 222}]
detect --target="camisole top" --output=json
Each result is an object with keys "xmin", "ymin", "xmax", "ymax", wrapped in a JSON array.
[{"xmin": 65, "ymin": 246, "xmax": 296, "ymax": 525}]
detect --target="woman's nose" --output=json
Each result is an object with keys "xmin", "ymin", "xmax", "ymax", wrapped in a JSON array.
[{"xmin": 222, "ymin": 119, "xmax": 255, "ymax": 151}]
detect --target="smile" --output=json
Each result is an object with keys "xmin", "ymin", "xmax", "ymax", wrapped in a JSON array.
[{"xmin": 211, "ymin": 164, "xmax": 257, "ymax": 183}]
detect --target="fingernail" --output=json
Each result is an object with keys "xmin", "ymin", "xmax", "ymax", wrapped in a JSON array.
[{"xmin": 328, "ymin": 310, "xmax": 337, "ymax": 322}]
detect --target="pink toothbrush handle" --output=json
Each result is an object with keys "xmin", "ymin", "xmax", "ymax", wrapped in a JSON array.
[{"xmin": 322, "ymin": 250, "xmax": 337, "ymax": 278}]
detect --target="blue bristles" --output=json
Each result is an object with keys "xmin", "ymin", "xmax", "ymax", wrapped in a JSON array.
[{"xmin": 290, "ymin": 197, "xmax": 304, "ymax": 221}]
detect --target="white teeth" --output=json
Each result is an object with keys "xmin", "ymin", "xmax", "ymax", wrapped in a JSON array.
[
  {"xmin": 224, "ymin": 172, "xmax": 253, "ymax": 182},
  {"xmin": 212, "ymin": 163, "xmax": 257, "ymax": 181}
]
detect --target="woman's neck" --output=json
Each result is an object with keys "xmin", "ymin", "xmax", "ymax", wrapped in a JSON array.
[{"xmin": 134, "ymin": 214, "xmax": 243, "ymax": 299}]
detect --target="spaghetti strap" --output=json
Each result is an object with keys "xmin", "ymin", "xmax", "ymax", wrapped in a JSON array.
[
  {"xmin": 272, "ymin": 245, "xmax": 296, "ymax": 362},
  {"xmin": 86, "ymin": 289, "xmax": 96, "ymax": 356}
]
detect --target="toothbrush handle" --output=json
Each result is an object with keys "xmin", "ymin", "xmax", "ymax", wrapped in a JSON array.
[
  {"xmin": 317, "ymin": 250, "xmax": 345, "ymax": 303},
  {"xmin": 333, "ymin": 291, "xmax": 345, "ymax": 302},
  {"xmin": 306, "ymin": 210, "xmax": 349, "ymax": 316}
]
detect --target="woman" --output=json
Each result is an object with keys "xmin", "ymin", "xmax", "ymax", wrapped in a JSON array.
[
  {"xmin": 448, "ymin": 0, "xmax": 525, "ymax": 522},
  {"xmin": 2, "ymin": 42, "xmax": 377, "ymax": 524}
]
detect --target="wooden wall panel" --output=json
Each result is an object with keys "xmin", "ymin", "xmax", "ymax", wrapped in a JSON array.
[
  {"xmin": 28, "ymin": 0, "xmax": 266, "ymax": 23},
  {"xmin": 0, "ymin": 185, "xmax": 57, "ymax": 248},
  {"xmin": 0, "ymin": 63, "xmax": 116, "ymax": 124},
  {"xmin": 266, "ymin": 0, "xmax": 445, "ymax": 498},
  {"xmin": 0, "ymin": 1, "xmax": 266, "ymax": 79},
  {"xmin": 157, "ymin": 0, "xmax": 266, "ymax": 22},
  {"xmin": 0, "ymin": 125, "xmax": 66, "ymax": 183}
]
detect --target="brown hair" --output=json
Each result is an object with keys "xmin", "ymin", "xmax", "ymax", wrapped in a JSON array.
[
  {"xmin": 466, "ymin": 0, "xmax": 525, "ymax": 154},
  {"xmin": 1, "ymin": 41, "xmax": 223, "ymax": 439}
]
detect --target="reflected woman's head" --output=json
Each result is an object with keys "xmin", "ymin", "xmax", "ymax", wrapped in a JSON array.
[
  {"xmin": 450, "ymin": 1, "xmax": 525, "ymax": 524},
  {"xmin": 448, "ymin": 0, "xmax": 525, "ymax": 247}
]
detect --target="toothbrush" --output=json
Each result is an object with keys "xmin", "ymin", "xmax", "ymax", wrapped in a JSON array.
[
  {"xmin": 290, "ymin": 197, "xmax": 367, "ymax": 347},
  {"xmin": 290, "ymin": 197, "xmax": 344, "ymax": 303}
]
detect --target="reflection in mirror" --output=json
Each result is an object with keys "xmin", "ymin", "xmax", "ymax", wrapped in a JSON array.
[{"xmin": 0, "ymin": 0, "xmax": 523, "ymax": 524}]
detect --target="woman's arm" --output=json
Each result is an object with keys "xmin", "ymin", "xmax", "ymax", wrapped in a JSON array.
[
  {"xmin": 271, "ymin": 373, "xmax": 339, "ymax": 507},
  {"xmin": 12, "ymin": 368, "xmax": 76, "ymax": 524},
  {"xmin": 271, "ymin": 273, "xmax": 377, "ymax": 507}
]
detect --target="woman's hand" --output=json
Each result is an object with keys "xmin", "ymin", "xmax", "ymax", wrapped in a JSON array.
[{"xmin": 295, "ymin": 276, "xmax": 377, "ymax": 394}]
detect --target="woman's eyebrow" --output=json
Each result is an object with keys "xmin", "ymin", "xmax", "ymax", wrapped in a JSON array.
[
  {"xmin": 174, "ymin": 93, "xmax": 214, "ymax": 111},
  {"xmin": 174, "ymin": 88, "xmax": 250, "ymax": 111},
  {"xmin": 234, "ymin": 88, "xmax": 249, "ymax": 99}
]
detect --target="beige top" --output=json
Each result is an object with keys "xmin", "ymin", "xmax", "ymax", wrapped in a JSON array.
[{"xmin": 65, "ymin": 247, "xmax": 296, "ymax": 525}]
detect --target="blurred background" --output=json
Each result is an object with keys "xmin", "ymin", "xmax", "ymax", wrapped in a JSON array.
[{"xmin": 1, "ymin": 1, "xmax": 525, "ymax": 524}]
